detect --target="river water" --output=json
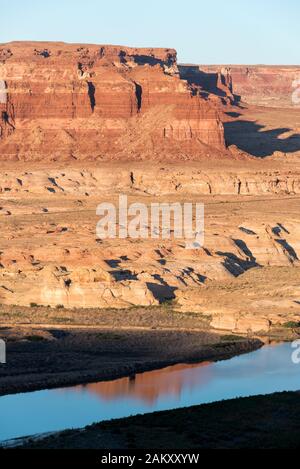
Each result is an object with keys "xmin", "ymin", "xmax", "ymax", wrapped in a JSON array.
[{"xmin": 1, "ymin": 342, "xmax": 299, "ymax": 443}]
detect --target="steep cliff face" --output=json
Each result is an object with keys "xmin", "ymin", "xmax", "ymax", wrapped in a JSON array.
[
  {"xmin": 180, "ymin": 64, "xmax": 300, "ymax": 107},
  {"xmin": 0, "ymin": 42, "xmax": 225, "ymax": 161},
  {"xmin": 178, "ymin": 65, "xmax": 235, "ymax": 104},
  {"xmin": 0, "ymin": 79, "xmax": 15, "ymax": 139}
]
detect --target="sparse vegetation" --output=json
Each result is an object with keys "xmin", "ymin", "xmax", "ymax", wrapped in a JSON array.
[
  {"xmin": 0, "ymin": 304, "xmax": 215, "ymax": 330},
  {"xmin": 160, "ymin": 299, "xmax": 177, "ymax": 308},
  {"xmin": 284, "ymin": 322, "xmax": 300, "ymax": 329},
  {"xmin": 95, "ymin": 332, "xmax": 124, "ymax": 341},
  {"xmin": 221, "ymin": 334, "xmax": 244, "ymax": 342},
  {"xmin": 26, "ymin": 335, "xmax": 45, "ymax": 342}
]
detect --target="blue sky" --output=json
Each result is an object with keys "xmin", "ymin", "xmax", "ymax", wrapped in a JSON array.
[{"xmin": 1, "ymin": 0, "xmax": 299, "ymax": 64}]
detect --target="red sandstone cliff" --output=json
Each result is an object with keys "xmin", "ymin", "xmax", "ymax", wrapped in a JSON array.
[
  {"xmin": 0, "ymin": 42, "xmax": 225, "ymax": 161},
  {"xmin": 179, "ymin": 64, "xmax": 300, "ymax": 108}
]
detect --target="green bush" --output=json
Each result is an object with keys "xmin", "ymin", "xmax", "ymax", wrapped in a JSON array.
[
  {"xmin": 283, "ymin": 321, "xmax": 300, "ymax": 329},
  {"xmin": 27, "ymin": 335, "xmax": 45, "ymax": 342}
]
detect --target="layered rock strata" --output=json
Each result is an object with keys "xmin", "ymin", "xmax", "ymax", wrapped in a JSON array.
[{"xmin": 0, "ymin": 42, "xmax": 225, "ymax": 160}]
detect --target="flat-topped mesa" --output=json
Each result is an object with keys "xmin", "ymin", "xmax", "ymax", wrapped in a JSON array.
[
  {"xmin": 97, "ymin": 45, "xmax": 178, "ymax": 69},
  {"xmin": 0, "ymin": 42, "xmax": 225, "ymax": 161}
]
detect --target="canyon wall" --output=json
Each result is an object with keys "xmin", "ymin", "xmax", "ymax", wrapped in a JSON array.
[
  {"xmin": 179, "ymin": 64, "xmax": 300, "ymax": 107},
  {"xmin": 0, "ymin": 42, "xmax": 225, "ymax": 161}
]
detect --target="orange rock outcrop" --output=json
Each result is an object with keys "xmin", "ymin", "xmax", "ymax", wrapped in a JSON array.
[{"xmin": 0, "ymin": 42, "xmax": 225, "ymax": 161}]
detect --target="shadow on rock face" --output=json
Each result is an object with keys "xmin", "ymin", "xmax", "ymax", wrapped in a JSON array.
[{"xmin": 146, "ymin": 282, "xmax": 177, "ymax": 303}]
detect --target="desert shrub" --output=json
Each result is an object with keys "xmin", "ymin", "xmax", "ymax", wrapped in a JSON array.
[
  {"xmin": 283, "ymin": 321, "xmax": 300, "ymax": 329},
  {"xmin": 221, "ymin": 335, "xmax": 244, "ymax": 342},
  {"xmin": 160, "ymin": 299, "xmax": 177, "ymax": 308},
  {"xmin": 27, "ymin": 335, "xmax": 45, "ymax": 342}
]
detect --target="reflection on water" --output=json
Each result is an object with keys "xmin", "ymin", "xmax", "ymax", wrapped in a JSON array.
[
  {"xmin": 69, "ymin": 362, "xmax": 212, "ymax": 404},
  {"xmin": 1, "ymin": 342, "xmax": 299, "ymax": 442}
]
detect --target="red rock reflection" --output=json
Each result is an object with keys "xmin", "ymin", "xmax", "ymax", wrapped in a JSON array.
[{"xmin": 72, "ymin": 362, "xmax": 212, "ymax": 404}]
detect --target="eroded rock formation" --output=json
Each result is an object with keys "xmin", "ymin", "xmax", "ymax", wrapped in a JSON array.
[
  {"xmin": 180, "ymin": 64, "xmax": 300, "ymax": 107},
  {"xmin": 0, "ymin": 42, "xmax": 225, "ymax": 161},
  {"xmin": 0, "ymin": 42, "xmax": 299, "ymax": 332},
  {"xmin": 0, "ymin": 166, "xmax": 300, "ymax": 196}
]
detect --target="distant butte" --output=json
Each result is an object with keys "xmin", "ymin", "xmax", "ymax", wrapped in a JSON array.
[{"xmin": 179, "ymin": 63, "xmax": 300, "ymax": 108}]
